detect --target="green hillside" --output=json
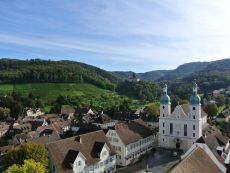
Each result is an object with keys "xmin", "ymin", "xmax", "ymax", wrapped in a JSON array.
[
  {"xmin": 0, "ymin": 59, "xmax": 119, "ymax": 90},
  {"xmin": 0, "ymin": 83, "xmax": 110, "ymax": 102}
]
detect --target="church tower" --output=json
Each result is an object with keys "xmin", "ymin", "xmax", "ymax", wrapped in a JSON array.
[
  {"xmin": 189, "ymin": 83, "xmax": 201, "ymax": 120},
  {"xmin": 189, "ymin": 83, "xmax": 202, "ymax": 139},
  {"xmin": 160, "ymin": 84, "xmax": 171, "ymax": 118}
]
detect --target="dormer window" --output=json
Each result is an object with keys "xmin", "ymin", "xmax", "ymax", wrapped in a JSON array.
[
  {"xmin": 102, "ymin": 151, "xmax": 107, "ymax": 156},
  {"xmin": 78, "ymin": 161, "xmax": 81, "ymax": 166}
]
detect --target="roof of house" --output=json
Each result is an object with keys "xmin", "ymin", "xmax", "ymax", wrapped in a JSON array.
[
  {"xmin": 114, "ymin": 119, "xmax": 152, "ymax": 145},
  {"xmin": 171, "ymin": 147, "xmax": 222, "ymax": 173},
  {"xmin": 13, "ymin": 123, "xmax": 32, "ymax": 132},
  {"xmin": 39, "ymin": 114, "xmax": 59, "ymax": 119},
  {"xmin": 51, "ymin": 120, "xmax": 71, "ymax": 133},
  {"xmin": 94, "ymin": 114, "xmax": 112, "ymax": 124},
  {"xmin": 61, "ymin": 107, "xmax": 75, "ymax": 115},
  {"xmin": 196, "ymin": 125, "xmax": 230, "ymax": 164},
  {"xmin": 46, "ymin": 130, "xmax": 116, "ymax": 173}
]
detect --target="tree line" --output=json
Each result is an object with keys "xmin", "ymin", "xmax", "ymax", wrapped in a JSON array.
[{"xmin": 0, "ymin": 59, "xmax": 117, "ymax": 90}]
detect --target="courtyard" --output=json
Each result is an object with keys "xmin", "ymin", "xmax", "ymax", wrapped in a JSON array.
[{"xmin": 116, "ymin": 148, "xmax": 181, "ymax": 173}]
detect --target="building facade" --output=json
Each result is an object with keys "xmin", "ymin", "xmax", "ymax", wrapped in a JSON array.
[
  {"xmin": 158, "ymin": 83, "xmax": 208, "ymax": 151},
  {"xmin": 106, "ymin": 119, "xmax": 156, "ymax": 166},
  {"xmin": 47, "ymin": 130, "xmax": 116, "ymax": 173}
]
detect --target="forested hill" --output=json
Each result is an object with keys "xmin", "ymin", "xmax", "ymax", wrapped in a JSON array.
[
  {"xmin": 0, "ymin": 59, "xmax": 119, "ymax": 90},
  {"xmin": 179, "ymin": 58, "xmax": 230, "ymax": 92},
  {"xmin": 113, "ymin": 61, "xmax": 210, "ymax": 81}
]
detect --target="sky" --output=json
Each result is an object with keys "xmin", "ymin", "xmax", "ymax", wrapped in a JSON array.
[{"xmin": 0, "ymin": 0, "xmax": 230, "ymax": 72}]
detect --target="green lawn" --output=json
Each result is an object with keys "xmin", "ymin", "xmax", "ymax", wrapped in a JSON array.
[{"xmin": 0, "ymin": 83, "xmax": 110, "ymax": 103}]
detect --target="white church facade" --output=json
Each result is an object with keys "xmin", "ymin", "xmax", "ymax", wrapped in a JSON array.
[{"xmin": 158, "ymin": 83, "xmax": 208, "ymax": 151}]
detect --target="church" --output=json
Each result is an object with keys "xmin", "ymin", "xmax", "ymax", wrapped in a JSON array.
[{"xmin": 158, "ymin": 83, "xmax": 208, "ymax": 151}]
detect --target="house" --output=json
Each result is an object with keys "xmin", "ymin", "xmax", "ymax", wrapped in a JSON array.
[
  {"xmin": 196, "ymin": 125, "xmax": 230, "ymax": 171},
  {"xmin": 47, "ymin": 130, "xmax": 116, "ymax": 173},
  {"xmin": 51, "ymin": 120, "xmax": 71, "ymax": 135},
  {"xmin": 12, "ymin": 123, "xmax": 32, "ymax": 134},
  {"xmin": 92, "ymin": 113, "xmax": 118, "ymax": 129},
  {"xmin": 0, "ymin": 123, "xmax": 10, "ymax": 137},
  {"xmin": 26, "ymin": 108, "xmax": 44, "ymax": 118},
  {"xmin": 113, "ymin": 111, "xmax": 138, "ymax": 121},
  {"xmin": 71, "ymin": 123, "xmax": 101, "ymax": 136},
  {"xmin": 61, "ymin": 107, "xmax": 76, "ymax": 120},
  {"xmin": 76, "ymin": 108, "xmax": 94, "ymax": 116},
  {"xmin": 106, "ymin": 119, "xmax": 156, "ymax": 166},
  {"xmin": 216, "ymin": 109, "xmax": 230, "ymax": 122},
  {"xmin": 13, "ymin": 133, "xmax": 29, "ymax": 144},
  {"xmin": 171, "ymin": 143, "xmax": 225, "ymax": 173},
  {"xmin": 159, "ymin": 83, "xmax": 208, "ymax": 151}
]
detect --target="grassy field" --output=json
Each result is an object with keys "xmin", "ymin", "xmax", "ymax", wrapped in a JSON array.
[{"xmin": 0, "ymin": 83, "xmax": 110, "ymax": 102}]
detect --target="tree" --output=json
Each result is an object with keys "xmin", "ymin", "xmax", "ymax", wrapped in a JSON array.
[
  {"xmin": 10, "ymin": 102, "xmax": 22, "ymax": 119},
  {"xmin": 5, "ymin": 159, "xmax": 46, "ymax": 173},
  {"xmin": 204, "ymin": 102, "xmax": 218, "ymax": 118},
  {"xmin": 215, "ymin": 95, "xmax": 226, "ymax": 107},
  {"xmin": 2, "ymin": 143, "xmax": 48, "ymax": 169},
  {"xmin": 35, "ymin": 99, "xmax": 44, "ymax": 108},
  {"xmin": 50, "ymin": 104, "xmax": 61, "ymax": 114},
  {"xmin": 0, "ymin": 107, "xmax": 10, "ymax": 120},
  {"xmin": 132, "ymin": 72, "xmax": 136, "ymax": 79},
  {"xmin": 56, "ymin": 95, "xmax": 67, "ymax": 105},
  {"xmin": 145, "ymin": 103, "xmax": 159, "ymax": 117}
]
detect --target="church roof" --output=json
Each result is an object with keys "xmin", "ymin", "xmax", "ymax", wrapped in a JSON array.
[
  {"xmin": 169, "ymin": 104, "xmax": 207, "ymax": 119},
  {"xmin": 160, "ymin": 94, "xmax": 170, "ymax": 104},
  {"xmin": 190, "ymin": 94, "xmax": 201, "ymax": 105}
]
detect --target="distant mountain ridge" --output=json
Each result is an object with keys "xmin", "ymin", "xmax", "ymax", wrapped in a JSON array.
[{"xmin": 112, "ymin": 59, "xmax": 230, "ymax": 81}]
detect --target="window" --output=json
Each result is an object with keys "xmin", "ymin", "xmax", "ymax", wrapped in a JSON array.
[
  {"xmin": 193, "ymin": 133, "xmax": 195, "ymax": 137},
  {"xmin": 78, "ymin": 161, "xmax": 81, "ymax": 166},
  {"xmin": 193, "ymin": 115, "xmax": 195, "ymax": 119},
  {"xmin": 163, "ymin": 113, "xmax": 165, "ymax": 117},
  {"xmin": 184, "ymin": 124, "xmax": 187, "ymax": 136},
  {"xmin": 102, "ymin": 151, "xmax": 107, "ymax": 156},
  {"xmin": 163, "ymin": 130, "xmax": 164, "ymax": 134},
  {"xmin": 163, "ymin": 138, "xmax": 164, "ymax": 142},
  {"xmin": 193, "ymin": 107, "xmax": 196, "ymax": 110},
  {"xmin": 163, "ymin": 122, "xmax": 165, "ymax": 127},
  {"xmin": 193, "ymin": 125, "xmax": 195, "ymax": 130},
  {"xmin": 170, "ymin": 123, "xmax": 173, "ymax": 135},
  {"xmin": 95, "ymin": 164, "xmax": 99, "ymax": 169},
  {"xmin": 113, "ymin": 138, "xmax": 119, "ymax": 142},
  {"xmin": 162, "ymin": 106, "xmax": 165, "ymax": 109}
]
